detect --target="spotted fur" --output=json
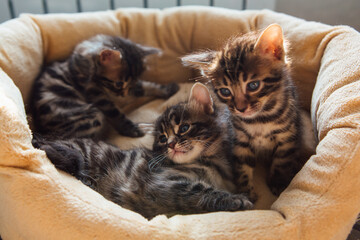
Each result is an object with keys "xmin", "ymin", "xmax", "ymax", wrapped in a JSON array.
[
  {"xmin": 182, "ymin": 24, "xmax": 314, "ymax": 197},
  {"xmin": 32, "ymin": 83, "xmax": 253, "ymax": 219},
  {"xmin": 31, "ymin": 34, "xmax": 178, "ymax": 139}
]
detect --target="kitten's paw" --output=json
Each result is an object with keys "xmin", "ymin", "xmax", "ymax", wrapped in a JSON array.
[
  {"xmin": 162, "ymin": 83, "xmax": 179, "ymax": 99},
  {"xmin": 127, "ymin": 127, "xmax": 145, "ymax": 138},
  {"xmin": 231, "ymin": 194, "xmax": 254, "ymax": 211},
  {"xmin": 119, "ymin": 124, "xmax": 145, "ymax": 138},
  {"xmin": 31, "ymin": 138, "xmax": 41, "ymax": 149},
  {"xmin": 32, "ymin": 133, "xmax": 47, "ymax": 149},
  {"xmin": 115, "ymin": 118, "xmax": 147, "ymax": 138},
  {"xmin": 216, "ymin": 194, "xmax": 254, "ymax": 212}
]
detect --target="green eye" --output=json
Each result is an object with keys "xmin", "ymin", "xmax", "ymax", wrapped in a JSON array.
[
  {"xmin": 179, "ymin": 124, "xmax": 190, "ymax": 134},
  {"xmin": 159, "ymin": 135, "xmax": 167, "ymax": 143},
  {"xmin": 219, "ymin": 88, "xmax": 231, "ymax": 97},
  {"xmin": 247, "ymin": 81, "xmax": 260, "ymax": 91}
]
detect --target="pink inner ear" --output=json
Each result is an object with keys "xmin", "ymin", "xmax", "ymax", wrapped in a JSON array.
[
  {"xmin": 255, "ymin": 24, "xmax": 284, "ymax": 61},
  {"xmin": 190, "ymin": 83, "xmax": 214, "ymax": 114},
  {"xmin": 100, "ymin": 49, "xmax": 121, "ymax": 66},
  {"xmin": 272, "ymin": 46, "xmax": 283, "ymax": 60}
]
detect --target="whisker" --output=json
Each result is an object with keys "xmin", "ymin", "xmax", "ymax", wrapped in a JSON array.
[
  {"xmin": 148, "ymin": 153, "xmax": 167, "ymax": 171},
  {"xmin": 149, "ymin": 153, "xmax": 166, "ymax": 163},
  {"xmin": 188, "ymin": 75, "xmax": 206, "ymax": 82},
  {"xmin": 149, "ymin": 158, "xmax": 166, "ymax": 171},
  {"xmin": 191, "ymin": 138, "xmax": 218, "ymax": 151}
]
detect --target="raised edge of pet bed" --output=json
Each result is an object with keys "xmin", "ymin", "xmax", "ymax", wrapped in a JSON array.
[{"xmin": 0, "ymin": 6, "xmax": 359, "ymax": 240}]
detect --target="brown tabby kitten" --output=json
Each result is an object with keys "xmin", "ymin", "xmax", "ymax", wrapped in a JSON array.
[
  {"xmin": 182, "ymin": 24, "xmax": 312, "ymax": 197},
  {"xmin": 31, "ymin": 34, "xmax": 178, "ymax": 139},
  {"xmin": 32, "ymin": 83, "xmax": 253, "ymax": 219}
]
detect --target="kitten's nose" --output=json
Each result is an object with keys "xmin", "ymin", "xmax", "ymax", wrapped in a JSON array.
[
  {"xmin": 235, "ymin": 97, "xmax": 248, "ymax": 113},
  {"xmin": 236, "ymin": 106, "xmax": 247, "ymax": 112},
  {"xmin": 168, "ymin": 141, "xmax": 176, "ymax": 149}
]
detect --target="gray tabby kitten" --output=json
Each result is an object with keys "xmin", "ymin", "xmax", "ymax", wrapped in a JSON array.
[
  {"xmin": 182, "ymin": 24, "xmax": 314, "ymax": 197},
  {"xmin": 31, "ymin": 34, "xmax": 178, "ymax": 139},
  {"xmin": 32, "ymin": 83, "xmax": 253, "ymax": 219}
]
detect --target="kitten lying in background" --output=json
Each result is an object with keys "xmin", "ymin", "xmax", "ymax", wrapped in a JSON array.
[
  {"xmin": 31, "ymin": 34, "xmax": 178, "ymax": 139},
  {"xmin": 32, "ymin": 83, "xmax": 253, "ymax": 219},
  {"xmin": 183, "ymin": 24, "xmax": 315, "ymax": 198}
]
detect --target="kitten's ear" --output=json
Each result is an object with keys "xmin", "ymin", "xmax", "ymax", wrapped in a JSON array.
[
  {"xmin": 181, "ymin": 51, "xmax": 217, "ymax": 72},
  {"xmin": 189, "ymin": 83, "xmax": 214, "ymax": 115},
  {"xmin": 254, "ymin": 24, "xmax": 285, "ymax": 61},
  {"xmin": 99, "ymin": 49, "xmax": 122, "ymax": 67}
]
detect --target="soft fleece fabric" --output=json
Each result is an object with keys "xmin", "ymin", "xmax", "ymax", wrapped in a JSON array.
[{"xmin": 0, "ymin": 6, "xmax": 359, "ymax": 240}]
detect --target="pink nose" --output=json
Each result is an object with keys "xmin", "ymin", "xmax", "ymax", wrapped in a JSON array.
[
  {"xmin": 236, "ymin": 105, "xmax": 247, "ymax": 112},
  {"xmin": 168, "ymin": 141, "xmax": 176, "ymax": 149},
  {"xmin": 235, "ymin": 95, "xmax": 248, "ymax": 113}
]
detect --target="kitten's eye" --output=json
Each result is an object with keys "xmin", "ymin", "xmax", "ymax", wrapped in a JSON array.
[
  {"xmin": 159, "ymin": 135, "xmax": 167, "ymax": 143},
  {"xmin": 115, "ymin": 82, "xmax": 123, "ymax": 89},
  {"xmin": 247, "ymin": 81, "xmax": 260, "ymax": 91},
  {"xmin": 179, "ymin": 124, "xmax": 190, "ymax": 134},
  {"xmin": 219, "ymin": 88, "xmax": 232, "ymax": 97}
]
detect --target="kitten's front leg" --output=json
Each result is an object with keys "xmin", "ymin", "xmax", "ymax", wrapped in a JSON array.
[
  {"xmin": 130, "ymin": 80, "xmax": 179, "ymax": 99},
  {"xmin": 268, "ymin": 142, "xmax": 301, "ymax": 196},
  {"xmin": 151, "ymin": 177, "xmax": 253, "ymax": 214},
  {"xmin": 198, "ymin": 187, "xmax": 254, "ymax": 212},
  {"xmin": 105, "ymin": 109, "xmax": 144, "ymax": 138},
  {"xmin": 88, "ymin": 88, "xmax": 144, "ymax": 138},
  {"xmin": 233, "ymin": 141, "xmax": 258, "ymax": 202}
]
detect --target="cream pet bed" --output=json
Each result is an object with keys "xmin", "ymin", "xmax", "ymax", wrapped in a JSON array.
[{"xmin": 0, "ymin": 6, "xmax": 359, "ymax": 240}]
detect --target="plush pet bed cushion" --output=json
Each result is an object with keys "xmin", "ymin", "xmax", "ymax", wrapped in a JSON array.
[{"xmin": 0, "ymin": 6, "xmax": 359, "ymax": 240}]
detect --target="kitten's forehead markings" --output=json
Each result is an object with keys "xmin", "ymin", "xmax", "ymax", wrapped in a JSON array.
[
  {"xmin": 160, "ymin": 122, "xmax": 168, "ymax": 137},
  {"xmin": 234, "ymin": 51, "xmax": 243, "ymax": 79},
  {"xmin": 223, "ymin": 69, "xmax": 233, "ymax": 84},
  {"xmin": 170, "ymin": 117, "xmax": 179, "ymax": 135},
  {"xmin": 222, "ymin": 77, "xmax": 229, "ymax": 86},
  {"xmin": 242, "ymin": 72, "xmax": 248, "ymax": 82},
  {"xmin": 168, "ymin": 109, "xmax": 180, "ymax": 134},
  {"xmin": 223, "ymin": 75, "xmax": 237, "ymax": 94},
  {"xmin": 223, "ymin": 75, "xmax": 232, "ymax": 86},
  {"xmin": 231, "ymin": 83, "xmax": 245, "ymax": 96},
  {"xmin": 238, "ymin": 73, "xmax": 245, "ymax": 86}
]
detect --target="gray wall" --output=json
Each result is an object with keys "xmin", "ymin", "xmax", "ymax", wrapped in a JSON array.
[
  {"xmin": 0, "ymin": 0, "xmax": 359, "ymax": 31},
  {"xmin": 276, "ymin": 0, "xmax": 360, "ymax": 31}
]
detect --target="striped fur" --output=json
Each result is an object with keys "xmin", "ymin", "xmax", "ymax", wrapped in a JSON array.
[
  {"xmin": 182, "ymin": 25, "xmax": 313, "ymax": 197},
  {"xmin": 31, "ymin": 34, "xmax": 178, "ymax": 139},
  {"xmin": 32, "ymin": 83, "xmax": 253, "ymax": 219}
]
